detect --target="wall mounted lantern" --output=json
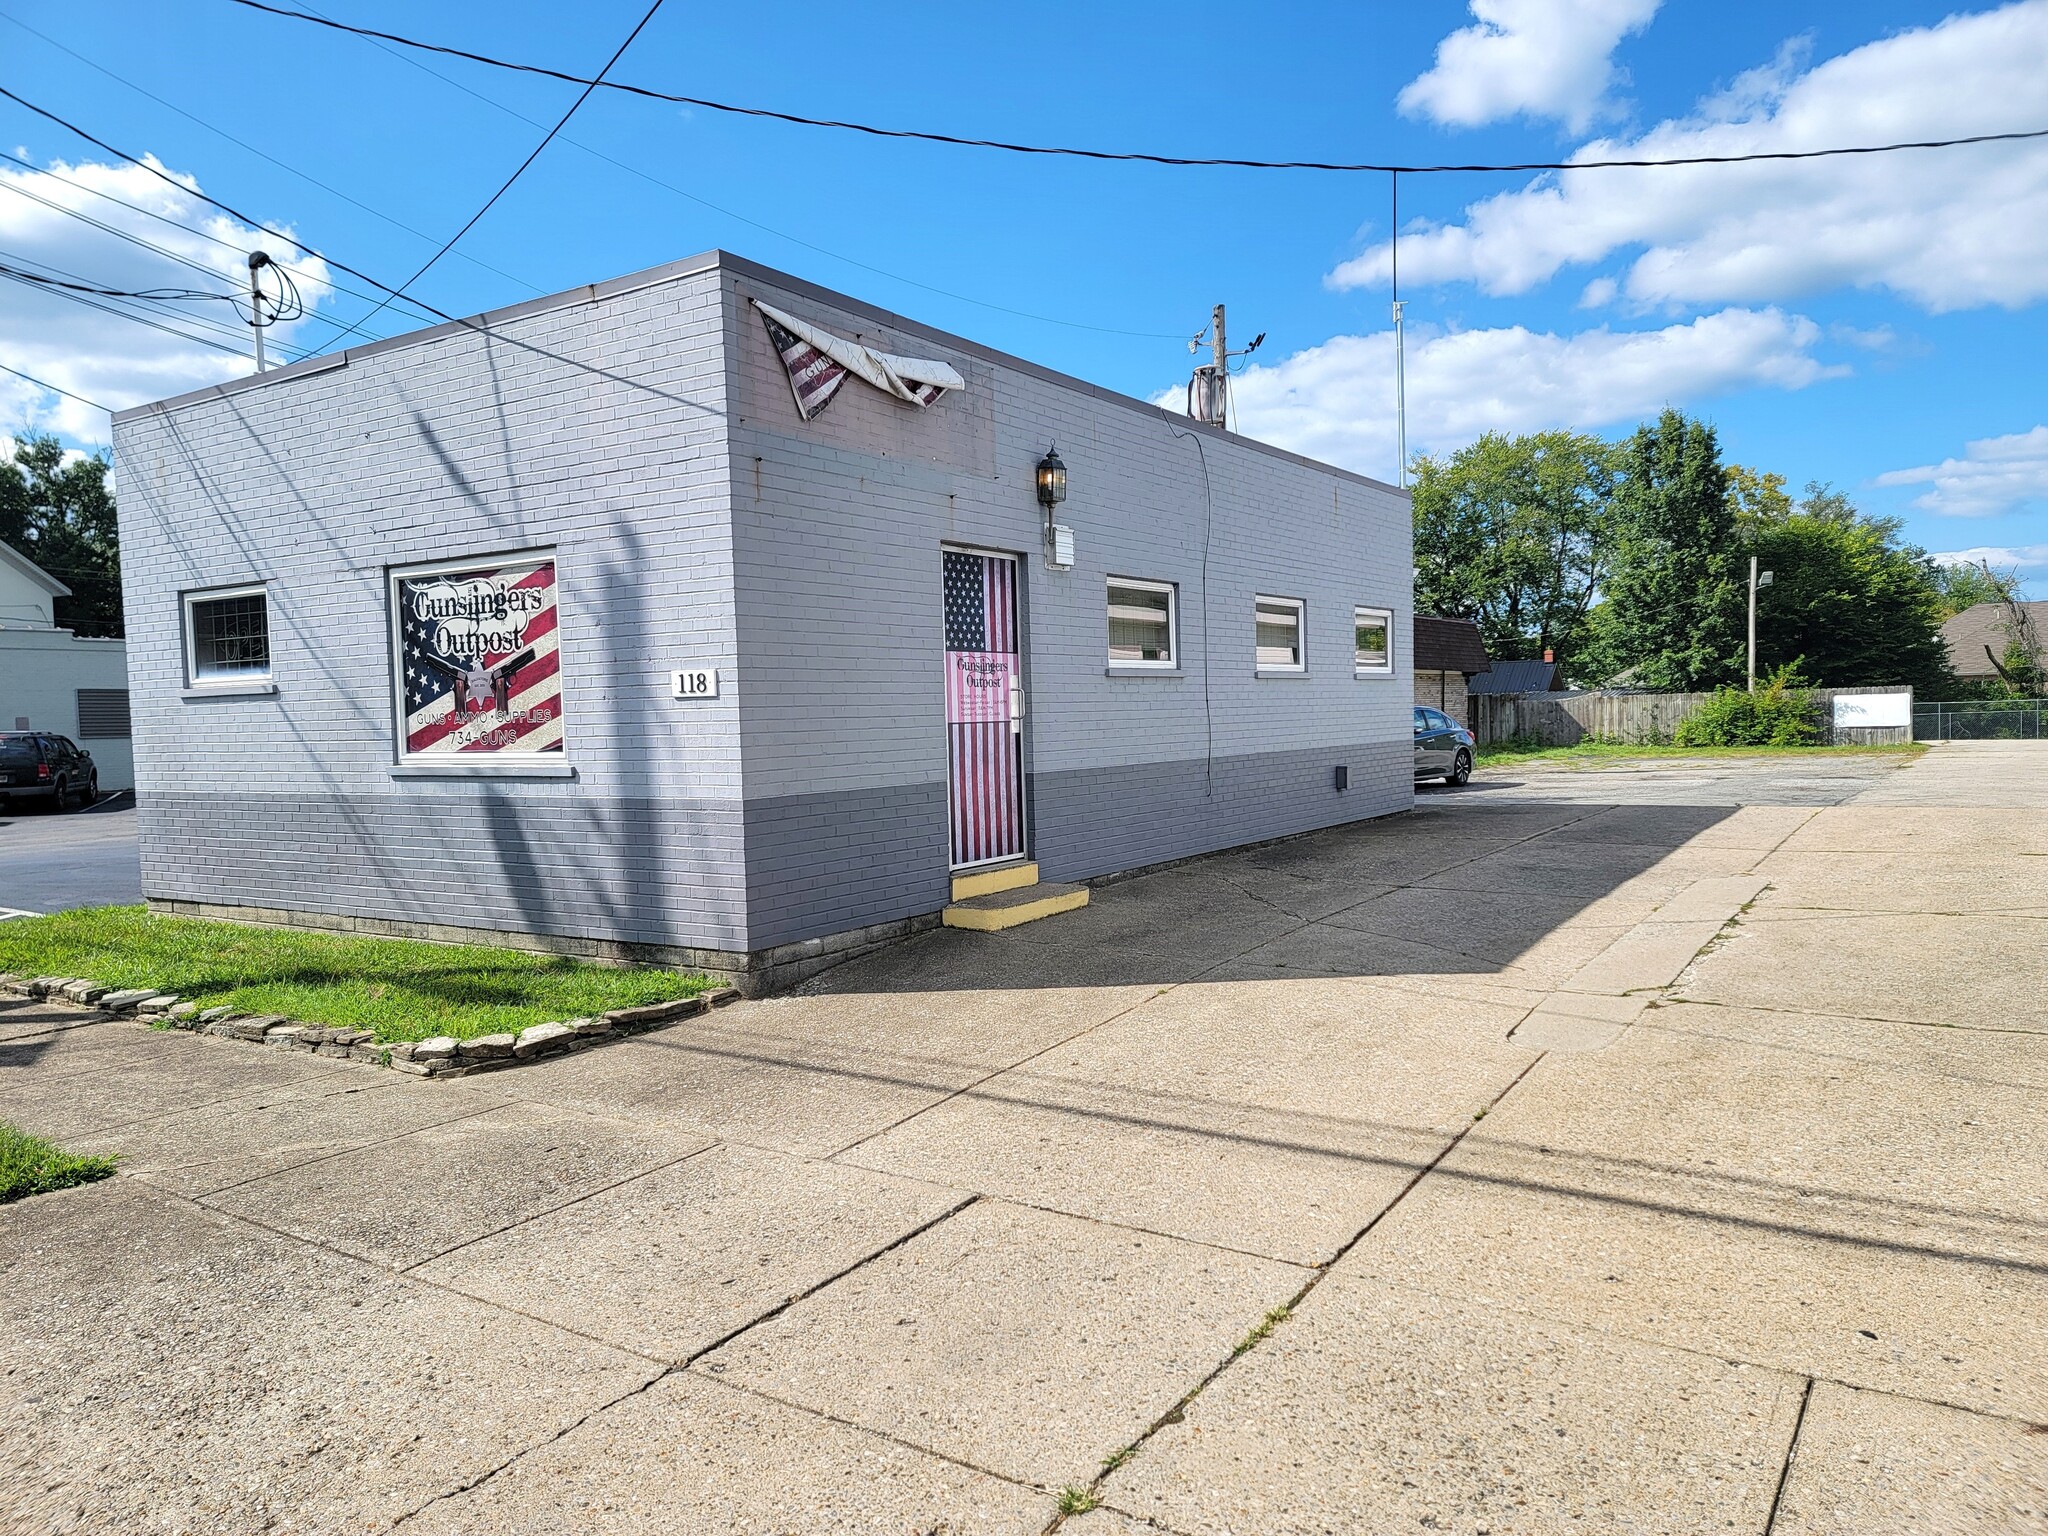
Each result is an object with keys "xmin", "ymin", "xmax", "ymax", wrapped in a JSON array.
[
  {"xmin": 1036, "ymin": 445, "xmax": 1074, "ymax": 570},
  {"xmin": 1035, "ymin": 446, "xmax": 1067, "ymax": 511}
]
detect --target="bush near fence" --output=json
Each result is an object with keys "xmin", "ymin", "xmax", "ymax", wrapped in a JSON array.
[{"xmin": 1473, "ymin": 686, "xmax": 1914, "ymax": 748}]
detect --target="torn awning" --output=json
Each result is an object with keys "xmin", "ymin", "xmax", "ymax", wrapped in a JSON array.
[{"xmin": 753, "ymin": 298, "xmax": 966, "ymax": 421}]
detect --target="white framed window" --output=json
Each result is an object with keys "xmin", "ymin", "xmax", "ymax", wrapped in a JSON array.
[
  {"xmin": 182, "ymin": 584, "xmax": 271, "ymax": 687},
  {"xmin": 389, "ymin": 549, "xmax": 567, "ymax": 770},
  {"xmin": 1255, "ymin": 595, "xmax": 1305, "ymax": 672},
  {"xmin": 1354, "ymin": 606, "xmax": 1394, "ymax": 675},
  {"xmin": 1107, "ymin": 577, "xmax": 1177, "ymax": 668}
]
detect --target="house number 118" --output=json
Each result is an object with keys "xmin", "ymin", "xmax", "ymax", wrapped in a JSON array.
[{"xmin": 671, "ymin": 668, "xmax": 719, "ymax": 699}]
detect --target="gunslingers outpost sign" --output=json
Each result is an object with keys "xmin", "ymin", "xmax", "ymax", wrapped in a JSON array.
[{"xmin": 393, "ymin": 552, "xmax": 563, "ymax": 758}]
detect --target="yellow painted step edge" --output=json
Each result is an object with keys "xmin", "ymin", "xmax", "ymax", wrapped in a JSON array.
[
  {"xmin": 942, "ymin": 887, "xmax": 1089, "ymax": 932},
  {"xmin": 950, "ymin": 861, "xmax": 1040, "ymax": 901}
]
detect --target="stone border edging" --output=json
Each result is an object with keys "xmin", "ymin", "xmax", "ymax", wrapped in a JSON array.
[{"xmin": 0, "ymin": 974, "xmax": 738, "ymax": 1077}]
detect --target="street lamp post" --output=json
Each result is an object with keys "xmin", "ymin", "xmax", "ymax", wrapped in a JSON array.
[{"xmin": 1747, "ymin": 556, "xmax": 1774, "ymax": 691}]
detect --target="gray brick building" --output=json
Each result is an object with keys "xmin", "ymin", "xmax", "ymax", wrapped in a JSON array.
[{"xmin": 113, "ymin": 251, "xmax": 1413, "ymax": 989}]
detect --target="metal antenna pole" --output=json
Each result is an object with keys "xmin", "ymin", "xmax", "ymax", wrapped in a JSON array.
[
  {"xmin": 1392, "ymin": 170, "xmax": 1407, "ymax": 489},
  {"xmin": 248, "ymin": 251, "xmax": 269, "ymax": 372},
  {"xmin": 1211, "ymin": 302, "xmax": 1227, "ymax": 427}
]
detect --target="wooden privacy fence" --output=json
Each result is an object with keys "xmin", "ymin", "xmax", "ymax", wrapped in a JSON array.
[{"xmin": 1473, "ymin": 686, "xmax": 1914, "ymax": 747}]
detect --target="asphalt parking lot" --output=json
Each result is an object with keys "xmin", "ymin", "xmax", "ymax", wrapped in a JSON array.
[
  {"xmin": 2, "ymin": 744, "xmax": 2043, "ymax": 1534},
  {"xmin": 0, "ymin": 795, "xmax": 141, "ymax": 917}
]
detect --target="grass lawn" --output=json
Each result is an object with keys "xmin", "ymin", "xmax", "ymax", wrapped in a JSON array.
[
  {"xmin": 0, "ymin": 906, "xmax": 708, "ymax": 1043},
  {"xmin": 1477, "ymin": 740, "xmax": 1929, "ymax": 769},
  {"xmin": 0, "ymin": 1120, "xmax": 117, "ymax": 1203}
]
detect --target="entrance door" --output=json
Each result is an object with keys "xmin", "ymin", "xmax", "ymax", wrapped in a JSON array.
[{"xmin": 943, "ymin": 546, "xmax": 1027, "ymax": 869}]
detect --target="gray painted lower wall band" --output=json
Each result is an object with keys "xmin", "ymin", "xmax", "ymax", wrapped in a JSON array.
[{"xmin": 140, "ymin": 736, "xmax": 1411, "ymax": 966}]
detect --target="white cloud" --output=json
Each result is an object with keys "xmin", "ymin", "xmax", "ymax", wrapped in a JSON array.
[
  {"xmin": 1399, "ymin": 0, "xmax": 1661, "ymax": 134},
  {"xmin": 1340, "ymin": 1, "xmax": 2048, "ymax": 313},
  {"xmin": 1930, "ymin": 543, "xmax": 2048, "ymax": 571},
  {"xmin": 0, "ymin": 155, "xmax": 332, "ymax": 442},
  {"xmin": 1876, "ymin": 425, "xmax": 2048, "ymax": 517},
  {"xmin": 1163, "ymin": 307, "xmax": 1838, "ymax": 482}
]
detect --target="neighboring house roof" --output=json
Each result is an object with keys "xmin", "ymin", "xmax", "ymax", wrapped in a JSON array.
[
  {"xmin": 0, "ymin": 538, "xmax": 71, "ymax": 598},
  {"xmin": 1940, "ymin": 601, "xmax": 2048, "ymax": 681},
  {"xmin": 1467, "ymin": 658, "xmax": 1562, "ymax": 695},
  {"xmin": 1412, "ymin": 615, "xmax": 1491, "ymax": 676}
]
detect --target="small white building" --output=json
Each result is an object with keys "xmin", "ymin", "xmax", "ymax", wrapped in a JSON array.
[{"xmin": 0, "ymin": 538, "xmax": 132, "ymax": 791}]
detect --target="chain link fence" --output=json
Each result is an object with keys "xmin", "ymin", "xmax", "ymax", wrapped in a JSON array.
[{"xmin": 1913, "ymin": 699, "xmax": 2048, "ymax": 740}]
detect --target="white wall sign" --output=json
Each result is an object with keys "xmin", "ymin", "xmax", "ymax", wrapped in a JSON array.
[
  {"xmin": 672, "ymin": 667, "xmax": 719, "ymax": 700},
  {"xmin": 1832, "ymin": 691, "xmax": 1911, "ymax": 729}
]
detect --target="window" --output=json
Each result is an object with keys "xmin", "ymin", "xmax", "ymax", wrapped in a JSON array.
[
  {"xmin": 183, "ymin": 586, "xmax": 270, "ymax": 686},
  {"xmin": 1354, "ymin": 606, "xmax": 1394, "ymax": 675},
  {"xmin": 76, "ymin": 688, "xmax": 131, "ymax": 739},
  {"xmin": 1107, "ymin": 578, "xmax": 1176, "ymax": 667},
  {"xmin": 1255, "ymin": 595, "xmax": 1305, "ymax": 671}
]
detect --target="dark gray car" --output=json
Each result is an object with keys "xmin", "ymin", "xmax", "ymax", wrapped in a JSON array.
[
  {"xmin": 1413, "ymin": 706, "xmax": 1474, "ymax": 786},
  {"xmin": 0, "ymin": 732, "xmax": 99, "ymax": 812}
]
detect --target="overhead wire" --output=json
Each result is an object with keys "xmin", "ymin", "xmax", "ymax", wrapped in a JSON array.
[
  {"xmin": 0, "ymin": 262, "xmax": 265, "ymax": 359},
  {"xmin": 0, "ymin": 359, "xmax": 108, "ymax": 413},
  {"xmin": 228, "ymin": 0, "xmax": 2048, "ymax": 175},
  {"xmin": 0, "ymin": 7, "xmax": 544, "ymax": 299},
  {"xmin": 292, "ymin": 0, "xmax": 1187, "ymax": 341},
  {"xmin": 0, "ymin": 148, "xmax": 417, "ymax": 335},
  {"xmin": 309, "ymin": 0, "xmax": 668, "ymax": 351},
  {"xmin": 0, "ymin": 244, "xmax": 313, "ymax": 358}
]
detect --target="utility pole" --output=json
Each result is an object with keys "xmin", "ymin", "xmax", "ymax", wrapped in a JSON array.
[
  {"xmin": 1747, "ymin": 555, "xmax": 1774, "ymax": 691},
  {"xmin": 248, "ymin": 251, "xmax": 272, "ymax": 372},
  {"xmin": 1211, "ymin": 303, "xmax": 1227, "ymax": 428},
  {"xmin": 1393, "ymin": 297, "xmax": 1407, "ymax": 489}
]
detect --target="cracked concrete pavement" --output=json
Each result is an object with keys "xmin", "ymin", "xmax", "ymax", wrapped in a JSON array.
[{"xmin": 1, "ymin": 742, "xmax": 2043, "ymax": 1533}]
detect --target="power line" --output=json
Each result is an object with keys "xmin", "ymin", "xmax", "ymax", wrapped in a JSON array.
[
  {"xmin": 0, "ymin": 7, "xmax": 545, "ymax": 299},
  {"xmin": 315, "ymin": 0, "xmax": 666, "ymax": 350},
  {"xmin": 286, "ymin": 0, "xmax": 1185, "ymax": 341},
  {"xmin": 228, "ymin": 0, "xmax": 2048, "ymax": 175},
  {"xmin": 0, "ymin": 263, "xmax": 259, "ymax": 359},
  {"xmin": 0, "ymin": 147, "xmax": 417, "ymax": 330},
  {"xmin": 0, "ymin": 256, "xmax": 231, "ymax": 303},
  {"xmin": 0, "ymin": 359, "xmax": 108, "ymax": 413}
]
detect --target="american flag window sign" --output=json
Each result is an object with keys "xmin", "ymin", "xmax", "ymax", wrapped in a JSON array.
[
  {"xmin": 390, "ymin": 551, "xmax": 564, "ymax": 759},
  {"xmin": 943, "ymin": 547, "xmax": 1026, "ymax": 868}
]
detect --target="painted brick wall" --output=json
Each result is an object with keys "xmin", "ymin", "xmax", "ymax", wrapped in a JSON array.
[
  {"xmin": 722, "ymin": 261, "xmax": 1413, "ymax": 946},
  {"xmin": 1415, "ymin": 669, "xmax": 1472, "ymax": 727},
  {"xmin": 113, "ymin": 264, "xmax": 750, "ymax": 950},
  {"xmin": 113, "ymin": 252, "xmax": 1415, "ymax": 961}
]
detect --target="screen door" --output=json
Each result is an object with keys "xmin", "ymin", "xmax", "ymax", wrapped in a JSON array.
[{"xmin": 942, "ymin": 547, "xmax": 1027, "ymax": 868}]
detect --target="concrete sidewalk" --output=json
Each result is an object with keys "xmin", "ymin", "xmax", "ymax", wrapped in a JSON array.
[{"xmin": 1, "ymin": 743, "xmax": 2043, "ymax": 1533}]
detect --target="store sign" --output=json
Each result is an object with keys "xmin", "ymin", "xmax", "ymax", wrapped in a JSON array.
[
  {"xmin": 1832, "ymin": 691, "xmax": 1911, "ymax": 729},
  {"xmin": 393, "ymin": 552, "xmax": 563, "ymax": 757}
]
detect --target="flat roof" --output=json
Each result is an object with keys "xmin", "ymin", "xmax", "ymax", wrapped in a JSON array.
[{"xmin": 114, "ymin": 249, "xmax": 1400, "ymax": 497}]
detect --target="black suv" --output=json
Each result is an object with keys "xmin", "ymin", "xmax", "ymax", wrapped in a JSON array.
[{"xmin": 0, "ymin": 732, "xmax": 99, "ymax": 812}]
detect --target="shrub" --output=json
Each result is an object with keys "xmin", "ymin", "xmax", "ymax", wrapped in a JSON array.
[{"xmin": 1674, "ymin": 667, "xmax": 1824, "ymax": 747}]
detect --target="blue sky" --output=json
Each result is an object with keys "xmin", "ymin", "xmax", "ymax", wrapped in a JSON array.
[{"xmin": 3, "ymin": 0, "xmax": 2044, "ymax": 590}]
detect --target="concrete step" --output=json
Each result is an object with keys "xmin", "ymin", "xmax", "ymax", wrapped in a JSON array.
[
  {"xmin": 950, "ymin": 860, "xmax": 1040, "ymax": 902},
  {"xmin": 941, "ymin": 880, "xmax": 1089, "ymax": 932}
]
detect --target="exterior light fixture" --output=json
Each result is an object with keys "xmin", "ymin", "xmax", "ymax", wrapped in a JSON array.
[
  {"xmin": 1035, "ymin": 445, "xmax": 1074, "ymax": 572},
  {"xmin": 1035, "ymin": 446, "xmax": 1067, "ymax": 510}
]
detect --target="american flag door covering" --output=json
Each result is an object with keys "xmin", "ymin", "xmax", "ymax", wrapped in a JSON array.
[{"xmin": 943, "ymin": 549, "xmax": 1026, "ymax": 869}]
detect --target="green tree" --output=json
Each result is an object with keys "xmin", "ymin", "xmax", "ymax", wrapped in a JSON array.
[
  {"xmin": 1928, "ymin": 558, "xmax": 2022, "ymax": 620},
  {"xmin": 1410, "ymin": 429, "xmax": 1619, "ymax": 664},
  {"xmin": 0, "ymin": 435, "xmax": 121, "ymax": 637},
  {"xmin": 1600, "ymin": 409, "xmax": 1744, "ymax": 690},
  {"xmin": 1744, "ymin": 486, "xmax": 1954, "ymax": 692}
]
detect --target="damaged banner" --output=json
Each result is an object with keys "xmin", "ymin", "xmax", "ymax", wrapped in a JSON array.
[{"xmin": 754, "ymin": 298, "xmax": 965, "ymax": 421}]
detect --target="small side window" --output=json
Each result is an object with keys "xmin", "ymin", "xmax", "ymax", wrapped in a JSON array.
[
  {"xmin": 1107, "ymin": 578, "xmax": 1177, "ymax": 668},
  {"xmin": 183, "ymin": 585, "xmax": 271, "ymax": 687},
  {"xmin": 1255, "ymin": 595, "xmax": 1305, "ymax": 672},
  {"xmin": 1354, "ymin": 606, "xmax": 1393, "ymax": 675}
]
